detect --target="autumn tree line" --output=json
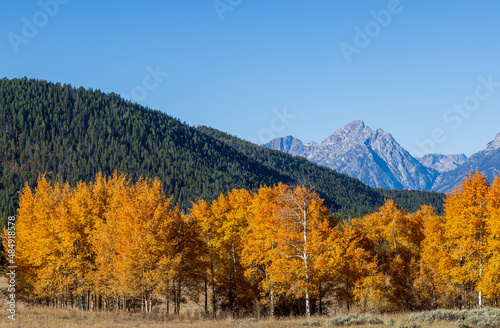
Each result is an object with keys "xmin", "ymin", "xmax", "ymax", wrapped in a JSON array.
[{"xmin": 3, "ymin": 171, "xmax": 500, "ymax": 317}]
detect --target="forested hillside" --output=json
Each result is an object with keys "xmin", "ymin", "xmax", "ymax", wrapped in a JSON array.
[
  {"xmin": 0, "ymin": 78, "xmax": 289, "ymax": 218},
  {"xmin": 0, "ymin": 78, "xmax": 444, "ymax": 224}
]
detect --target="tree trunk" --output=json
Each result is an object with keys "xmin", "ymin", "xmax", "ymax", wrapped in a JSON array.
[
  {"xmin": 479, "ymin": 253, "xmax": 483, "ymax": 308},
  {"xmin": 232, "ymin": 244, "xmax": 238, "ymax": 316},
  {"xmin": 270, "ymin": 285, "xmax": 275, "ymax": 318},
  {"xmin": 210, "ymin": 253, "xmax": 216, "ymax": 318},
  {"xmin": 305, "ymin": 272, "xmax": 310, "ymax": 317},
  {"xmin": 318, "ymin": 282, "xmax": 323, "ymax": 316},
  {"xmin": 176, "ymin": 282, "xmax": 181, "ymax": 315},
  {"xmin": 204, "ymin": 278, "xmax": 208, "ymax": 316},
  {"xmin": 166, "ymin": 290, "xmax": 169, "ymax": 315},
  {"xmin": 303, "ymin": 208, "xmax": 311, "ymax": 318}
]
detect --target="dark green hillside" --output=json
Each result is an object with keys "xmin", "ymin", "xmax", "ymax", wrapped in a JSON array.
[
  {"xmin": 378, "ymin": 188, "xmax": 445, "ymax": 214},
  {"xmin": 0, "ymin": 78, "xmax": 290, "ymax": 218},
  {"xmin": 0, "ymin": 78, "xmax": 444, "ymax": 225}
]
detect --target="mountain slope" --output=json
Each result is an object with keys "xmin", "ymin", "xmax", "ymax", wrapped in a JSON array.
[
  {"xmin": 264, "ymin": 120, "xmax": 439, "ymax": 190},
  {"xmin": 0, "ymin": 78, "xmax": 289, "ymax": 214},
  {"xmin": 432, "ymin": 134, "xmax": 500, "ymax": 192}
]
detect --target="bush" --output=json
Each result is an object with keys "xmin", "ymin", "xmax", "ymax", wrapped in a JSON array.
[
  {"xmin": 396, "ymin": 324, "xmax": 421, "ymax": 328},
  {"xmin": 463, "ymin": 307, "xmax": 500, "ymax": 327},
  {"xmin": 326, "ymin": 313, "xmax": 384, "ymax": 326},
  {"xmin": 407, "ymin": 309, "xmax": 465, "ymax": 323},
  {"xmin": 406, "ymin": 307, "xmax": 500, "ymax": 328},
  {"xmin": 302, "ymin": 320, "xmax": 321, "ymax": 326},
  {"xmin": 455, "ymin": 319, "xmax": 472, "ymax": 328}
]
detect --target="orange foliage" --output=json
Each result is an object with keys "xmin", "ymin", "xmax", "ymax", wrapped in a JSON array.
[{"xmin": 5, "ymin": 171, "xmax": 500, "ymax": 315}]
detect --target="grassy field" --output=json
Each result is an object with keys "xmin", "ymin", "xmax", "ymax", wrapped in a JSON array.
[
  {"xmin": 2, "ymin": 275, "xmax": 498, "ymax": 328},
  {"xmin": 0, "ymin": 303, "xmax": 459, "ymax": 328}
]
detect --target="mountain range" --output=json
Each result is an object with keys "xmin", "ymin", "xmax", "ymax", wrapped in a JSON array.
[{"xmin": 264, "ymin": 120, "xmax": 500, "ymax": 193}]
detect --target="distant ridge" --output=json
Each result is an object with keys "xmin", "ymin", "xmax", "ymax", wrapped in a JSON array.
[
  {"xmin": 432, "ymin": 134, "xmax": 500, "ymax": 192},
  {"xmin": 265, "ymin": 121, "xmax": 500, "ymax": 193},
  {"xmin": 417, "ymin": 154, "xmax": 467, "ymax": 174},
  {"xmin": 264, "ymin": 120, "xmax": 438, "ymax": 190}
]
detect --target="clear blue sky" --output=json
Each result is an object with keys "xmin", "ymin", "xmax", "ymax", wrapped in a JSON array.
[{"xmin": 2, "ymin": 0, "xmax": 500, "ymax": 157}]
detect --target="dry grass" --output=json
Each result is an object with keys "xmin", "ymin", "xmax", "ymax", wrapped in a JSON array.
[
  {"xmin": 0, "ymin": 277, "xmax": 461, "ymax": 328},
  {"xmin": 0, "ymin": 276, "xmax": 7, "ymax": 290},
  {"xmin": 0, "ymin": 303, "xmax": 460, "ymax": 328}
]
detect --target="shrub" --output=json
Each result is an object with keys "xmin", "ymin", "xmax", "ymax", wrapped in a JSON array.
[
  {"xmin": 407, "ymin": 309, "xmax": 465, "ymax": 323},
  {"xmin": 302, "ymin": 320, "xmax": 321, "ymax": 326},
  {"xmin": 396, "ymin": 323, "xmax": 421, "ymax": 328},
  {"xmin": 464, "ymin": 307, "xmax": 500, "ymax": 327},
  {"xmin": 406, "ymin": 307, "xmax": 500, "ymax": 328},
  {"xmin": 326, "ymin": 313, "xmax": 384, "ymax": 326},
  {"xmin": 455, "ymin": 319, "xmax": 472, "ymax": 328}
]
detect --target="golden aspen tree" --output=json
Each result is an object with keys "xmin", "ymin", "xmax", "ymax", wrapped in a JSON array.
[
  {"xmin": 190, "ymin": 198, "xmax": 217, "ymax": 317},
  {"xmin": 275, "ymin": 184, "xmax": 331, "ymax": 317},
  {"xmin": 90, "ymin": 173, "xmax": 128, "ymax": 310},
  {"xmin": 8, "ymin": 176, "xmax": 87, "ymax": 306},
  {"xmin": 444, "ymin": 171, "xmax": 490, "ymax": 308},
  {"xmin": 191, "ymin": 189, "xmax": 253, "ymax": 316},
  {"xmin": 212, "ymin": 188, "xmax": 253, "ymax": 314},
  {"xmin": 111, "ymin": 177, "xmax": 178, "ymax": 312},
  {"xmin": 327, "ymin": 220, "xmax": 370, "ymax": 312},
  {"xmin": 414, "ymin": 205, "xmax": 453, "ymax": 309},
  {"xmin": 242, "ymin": 184, "xmax": 288, "ymax": 318},
  {"xmin": 59, "ymin": 178, "xmax": 96, "ymax": 310},
  {"xmin": 88, "ymin": 174, "xmax": 184, "ymax": 312},
  {"xmin": 6, "ymin": 181, "xmax": 39, "ymax": 301},
  {"xmin": 157, "ymin": 210, "xmax": 207, "ymax": 316},
  {"xmin": 90, "ymin": 173, "xmax": 129, "ymax": 308},
  {"xmin": 353, "ymin": 199, "xmax": 422, "ymax": 312},
  {"xmin": 480, "ymin": 175, "xmax": 500, "ymax": 301}
]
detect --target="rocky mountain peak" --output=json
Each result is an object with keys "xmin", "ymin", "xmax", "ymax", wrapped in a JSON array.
[
  {"xmin": 263, "ymin": 135, "xmax": 314, "ymax": 157},
  {"xmin": 266, "ymin": 120, "xmax": 438, "ymax": 190},
  {"xmin": 486, "ymin": 133, "xmax": 500, "ymax": 152},
  {"xmin": 322, "ymin": 120, "xmax": 372, "ymax": 145},
  {"xmin": 345, "ymin": 120, "xmax": 366, "ymax": 131}
]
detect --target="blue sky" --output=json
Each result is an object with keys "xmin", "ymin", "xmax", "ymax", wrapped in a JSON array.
[{"xmin": 2, "ymin": 1, "xmax": 500, "ymax": 157}]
